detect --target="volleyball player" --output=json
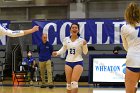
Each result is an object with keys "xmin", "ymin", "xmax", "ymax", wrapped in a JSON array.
[
  {"xmin": 53, "ymin": 23, "xmax": 88, "ymax": 93},
  {"xmin": 121, "ymin": 2, "xmax": 140, "ymax": 93}
]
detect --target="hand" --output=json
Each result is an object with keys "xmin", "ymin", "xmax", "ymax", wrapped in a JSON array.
[
  {"xmin": 83, "ymin": 40, "xmax": 87, "ymax": 45},
  {"xmin": 52, "ymin": 51, "xmax": 58, "ymax": 57},
  {"xmin": 32, "ymin": 26, "xmax": 39, "ymax": 32}
]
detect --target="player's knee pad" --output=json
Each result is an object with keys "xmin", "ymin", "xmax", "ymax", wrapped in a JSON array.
[
  {"xmin": 71, "ymin": 81, "xmax": 78, "ymax": 89},
  {"xmin": 66, "ymin": 83, "xmax": 71, "ymax": 90}
]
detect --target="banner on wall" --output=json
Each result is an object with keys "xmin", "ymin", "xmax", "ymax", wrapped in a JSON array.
[
  {"xmin": 0, "ymin": 20, "xmax": 10, "ymax": 45},
  {"xmin": 32, "ymin": 19, "xmax": 126, "ymax": 45}
]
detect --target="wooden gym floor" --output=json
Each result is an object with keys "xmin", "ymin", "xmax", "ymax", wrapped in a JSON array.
[
  {"xmin": 1, "ymin": 86, "xmax": 140, "ymax": 93},
  {"xmin": 0, "ymin": 82, "xmax": 140, "ymax": 93}
]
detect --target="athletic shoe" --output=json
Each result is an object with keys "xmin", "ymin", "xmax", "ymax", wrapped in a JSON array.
[
  {"xmin": 48, "ymin": 85, "xmax": 54, "ymax": 89},
  {"xmin": 40, "ymin": 85, "xmax": 46, "ymax": 88}
]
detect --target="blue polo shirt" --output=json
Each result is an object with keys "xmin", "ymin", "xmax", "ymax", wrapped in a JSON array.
[{"xmin": 38, "ymin": 41, "xmax": 53, "ymax": 62}]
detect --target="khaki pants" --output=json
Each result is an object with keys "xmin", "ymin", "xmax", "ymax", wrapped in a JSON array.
[{"xmin": 39, "ymin": 60, "xmax": 53, "ymax": 84}]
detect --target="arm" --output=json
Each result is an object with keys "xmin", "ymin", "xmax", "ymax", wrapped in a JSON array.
[
  {"xmin": 121, "ymin": 34, "xmax": 128, "ymax": 51},
  {"xmin": 52, "ymin": 38, "xmax": 67, "ymax": 57},
  {"xmin": 23, "ymin": 58, "xmax": 28, "ymax": 65},
  {"xmin": 23, "ymin": 58, "xmax": 27, "ymax": 62},
  {"xmin": 0, "ymin": 25, "xmax": 39, "ymax": 37},
  {"xmin": 57, "ymin": 45, "xmax": 67, "ymax": 55},
  {"xmin": 52, "ymin": 45, "xmax": 67, "ymax": 57},
  {"xmin": 23, "ymin": 26, "xmax": 39, "ymax": 35},
  {"xmin": 121, "ymin": 25, "xmax": 128, "ymax": 51},
  {"xmin": 82, "ymin": 40, "xmax": 88, "ymax": 55}
]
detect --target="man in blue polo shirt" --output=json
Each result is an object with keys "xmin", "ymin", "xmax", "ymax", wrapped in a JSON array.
[{"xmin": 38, "ymin": 34, "xmax": 54, "ymax": 88}]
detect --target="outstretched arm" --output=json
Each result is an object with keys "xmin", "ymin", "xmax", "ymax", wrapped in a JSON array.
[
  {"xmin": 24, "ymin": 26, "xmax": 39, "ymax": 36},
  {"xmin": 0, "ymin": 25, "xmax": 39, "ymax": 37}
]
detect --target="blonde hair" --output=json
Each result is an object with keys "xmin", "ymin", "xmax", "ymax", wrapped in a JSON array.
[{"xmin": 124, "ymin": 2, "xmax": 140, "ymax": 27}]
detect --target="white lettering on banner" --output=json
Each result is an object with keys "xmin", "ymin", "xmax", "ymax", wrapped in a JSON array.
[
  {"xmin": 1, "ymin": 23, "xmax": 8, "ymax": 28},
  {"xmin": 113, "ymin": 22, "xmax": 126, "ymax": 44},
  {"xmin": 60, "ymin": 22, "xmax": 72, "ymax": 44},
  {"xmin": 53, "ymin": 37, "xmax": 58, "ymax": 45},
  {"xmin": 95, "ymin": 22, "xmax": 105, "ymax": 44},
  {"xmin": 88, "ymin": 37, "xmax": 92, "ymax": 44},
  {"xmin": 43, "ymin": 22, "xmax": 57, "ymax": 44},
  {"xmin": 78, "ymin": 22, "xmax": 86, "ymax": 38},
  {"xmin": 41, "ymin": 20, "xmax": 126, "ymax": 44}
]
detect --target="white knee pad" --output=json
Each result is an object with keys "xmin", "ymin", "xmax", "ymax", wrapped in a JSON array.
[
  {"xmin": 66, "ymin": 83, "xmax": 71, "ymax": 90},
  {"xmin": 71, "ymin": 81, "xmax": 78, "ymax": 89}
]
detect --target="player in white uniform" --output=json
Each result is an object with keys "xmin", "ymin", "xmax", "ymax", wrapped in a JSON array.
[
  {"xmin": 53, "ymin": 23, "xmax": 88, "ymax": 93},
  {"xmin": 0, "ymin": 24, "xmax": 39, "ymax": 37},
  {"xmin": 121, "ymin": 2, "xmax": 140, "ymax": 93}
]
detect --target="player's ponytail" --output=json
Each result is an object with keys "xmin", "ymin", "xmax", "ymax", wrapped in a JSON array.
[{"xmin": 124, "ymin": 2, "xmax": 140, "ymax": 27}]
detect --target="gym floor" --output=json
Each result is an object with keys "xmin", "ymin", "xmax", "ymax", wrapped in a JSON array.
[
  {"xmin": 0, "ymin": 81, "xmax": 138, "ymax": 93},
  {"xmin": 0, "ymin": 86, "xmax": 137, "ymax": 93}
]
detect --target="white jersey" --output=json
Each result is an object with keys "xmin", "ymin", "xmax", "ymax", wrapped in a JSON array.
[
  {"xmin": 57, "ymin": 37, "xmax": 88, "ymax": 62},
  {"xmin": 121, "ymin": 23, "xmax": 140, "ymax": 67},
  {"xmin": 0, "ymin": 24, "xmax": 24, "ymax": 37}
]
